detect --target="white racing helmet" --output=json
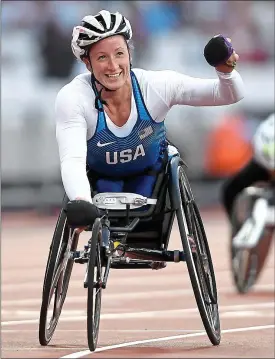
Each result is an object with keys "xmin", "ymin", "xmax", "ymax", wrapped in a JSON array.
[
  {"xmin": 253, "ymin": 113, "xmax": 275, "ymax": 171},
  {"xmin": 71, "ymin": 10, "xmax": 132, "ymax": 61}
]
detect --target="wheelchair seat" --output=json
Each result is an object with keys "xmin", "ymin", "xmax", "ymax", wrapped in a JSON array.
[{"xmin": 87, "ymin": 145, "xmax": 179, "ymax": 249}]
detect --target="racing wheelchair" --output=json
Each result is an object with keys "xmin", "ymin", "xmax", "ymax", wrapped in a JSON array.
[
  {"xmin": 38, "ymin": 146, "xmax": 221, "ymax": 351},
  {"xmin": 230, "ymin": 181, "xmax": 275, "ymax": 294}
]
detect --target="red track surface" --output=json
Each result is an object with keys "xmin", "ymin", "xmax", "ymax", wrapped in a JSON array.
[{"xmin": 2, "ymin": 209, "xmax": 274, "ymax": 358}]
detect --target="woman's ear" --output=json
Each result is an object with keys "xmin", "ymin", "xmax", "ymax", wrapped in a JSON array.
[
  {"xmin": 82, "ymin": 57, "xmax": 92, "ymax": 72},
  {"xmin": 127, "ymin": 39, "xmax": 134, "ymax": 67}
]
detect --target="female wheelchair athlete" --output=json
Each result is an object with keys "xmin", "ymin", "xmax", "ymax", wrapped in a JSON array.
[{"xmin": 38, "ymin": 146, "xmax": 221, "ymax": 351}]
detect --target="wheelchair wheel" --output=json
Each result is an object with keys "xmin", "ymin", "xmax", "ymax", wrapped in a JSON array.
[
  {"xmin": 230, "ymin": 227, "xmax": 273, "ymax": 294},
  {"xmin": 176, "ymin": 164, "xmax": 221, "ymax": 346},
  {"xmin": 230, "ymin": 191, "xmax": 274, "ymax": 294},
  {"xmin": 39, "ymin": 208, "xmax": 79, "ymax": 345},
  {"xmin": 231, "ymin": 247, "xmax": 257, "ymax": 294},
  {"xmin": 87, "ymin": 218, "xmax": 103, "ymax": 352}
]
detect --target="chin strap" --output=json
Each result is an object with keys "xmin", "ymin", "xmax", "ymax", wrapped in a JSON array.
[{"xmin": 91, "ymin": 74, "xmax": 108, "ymax": 112}]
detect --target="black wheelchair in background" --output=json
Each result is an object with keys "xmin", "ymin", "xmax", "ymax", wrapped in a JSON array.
[{"xmin": 38, "ymin": 146, "xmax": 221, "ymax": 351}]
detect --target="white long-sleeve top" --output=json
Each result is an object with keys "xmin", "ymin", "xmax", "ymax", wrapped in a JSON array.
[{"xmin": 56, "ymin": 68, "xmax": 245, "ymax": 202}]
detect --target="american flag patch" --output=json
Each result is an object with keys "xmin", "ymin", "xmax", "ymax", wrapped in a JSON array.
[{"xmin": 139, "ymin": 126, "xmax": 153, "ymax": 140}]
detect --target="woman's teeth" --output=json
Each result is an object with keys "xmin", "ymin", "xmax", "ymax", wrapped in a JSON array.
[{"xmin": 107, "ymin": 73, "xmax": 121, "ymax": 78}]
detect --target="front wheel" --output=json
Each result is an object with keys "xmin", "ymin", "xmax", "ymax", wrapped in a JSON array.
[
  {"xmin": 231, "ymin": 228, "xmax": 273, "ymax": 294},
  {"xmin": 39, "ymin": 208, "xmax": 79, "ymax": 345},
  {"xmin": 230, "ymin": 189, "xmax": 274, "ymax": 294},
  {"xmin": 87, "ymin": 218, "xmax": 103, "ymax": 352}
]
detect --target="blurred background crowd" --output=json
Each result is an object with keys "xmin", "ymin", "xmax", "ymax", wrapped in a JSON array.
[{"xmin": 2, "ymin": 0, "xmax": 274, "ymax": 211}]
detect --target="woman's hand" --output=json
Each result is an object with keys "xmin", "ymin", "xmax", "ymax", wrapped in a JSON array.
[
  {"xmin": 65, "ymin": 198, "xmax": 99, "ymax": 232},
  {"xmin": 74, "ymin": 197, "xmax": 91, "ymax": 232},
  {"xmin": 215, "ymin": 38, "xmax": 239, "ymax": 73}
]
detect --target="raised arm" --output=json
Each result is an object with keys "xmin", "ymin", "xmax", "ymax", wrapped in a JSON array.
[
  {"xmin": 55, "ymin": 87, "xmax": 93, "ymax": 203},
  {"xmin": 147, "ymin": 35, "xmax": 244, "ymax": 109},
  {"xmin": 167, "ymin": 68, "xmax": 245, "ymax": 107}
]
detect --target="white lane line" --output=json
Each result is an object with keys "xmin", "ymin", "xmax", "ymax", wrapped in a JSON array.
[
  {"xmin": 3, "ymin": 267, "xmax": 274, "ymax": 292},
  {"xmin": 1, "ymin": 277, "xmax": 191, "ymax": 292},
  {"xmin": 2, "ymin": 283, "xmax": 274, "ymax": 307},
  {"xmin": 59, "ymin": 324, "xmax": 275, "ymax": 358},
  {"xmin": 2, "ymin": 310, "xmax": 274, "ymax": 321},
  {"xmin": 1, "ymin": 309, "xmax": 274, "ymax": 328},
  {"xmin": 1, "ymin": 347, "xmax": 88, "ymax": 351},
  {"xmin": 2, "ymin": 329, "xmax": 202, "ymax": 333},
  {"xmin": 2, "ymin": 305, "xmax": 275, "ymax": 320},
  {"xmin": 1, "ymin": 309, "xmax": 86, "ymax": 318},
  {"xmin": 2, "ymin": 301, "xmax": 274, "ymax": 325},
  {"xmin": 221, "ymin": 310, "xmax": 274, "ymax": 318}
]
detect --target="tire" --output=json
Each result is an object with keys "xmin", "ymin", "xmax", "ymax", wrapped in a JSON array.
[
  {"xmin": 230, "ymin": 189, "xmax": 255, "ymax": 293},
  {"xmin": 231, "ymin": 247, "xmax": 257, "ymax": 294},
  {"xmin": 230, "ymin": 189, "xmax": 274, "ymax": 294},
  {"xmin": 39, "ymin": 208, "xmax": 79, "ymax": 345},
  {"xmin": 231, "ymin": 227, "xmax": 273, "ymax": 294},
  {"xmin": 176, "ymin": 164, "xmax": 221, "ymax": 346},
  {"xmin": 87, "ymin": 218, "xmax": 103, "ymax": 352}
]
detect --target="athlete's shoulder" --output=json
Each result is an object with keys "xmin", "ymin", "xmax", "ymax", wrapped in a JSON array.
[
  {"xmin": 255, "ymin": 113, "xmax": 274, "ymax": 136},
  {"xmin": 264, "ymin": 113, "xmax": 275, "ymax": 126},
  {"xmin": 56, "ymin": 72, "xmax": 94, "ymax": 102},
  {"xmin": 132, "ymin": 67, "xmax": 176, "ymax": 81},
  {"xmin": 131, "ymin": 67, "xmax": 181, "ymax": 90}
]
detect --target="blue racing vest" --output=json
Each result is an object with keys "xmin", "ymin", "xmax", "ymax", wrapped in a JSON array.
[{"xmin": 87, "ymin": 71, "xmax": 167, "ymax": 177}]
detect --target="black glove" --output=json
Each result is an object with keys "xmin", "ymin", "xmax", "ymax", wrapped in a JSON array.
[
  {"xmin": 204, "ymin": 34, "xmax": 234, "ymax": 67},
  {"xmin": 64, "ymin": 200, "xmax": 100, "ymax": 227}
]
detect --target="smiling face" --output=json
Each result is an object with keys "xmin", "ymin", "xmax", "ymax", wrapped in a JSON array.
[{"xmin": 87, "ymin": 35, "xmax": 131, "ymax": 90}]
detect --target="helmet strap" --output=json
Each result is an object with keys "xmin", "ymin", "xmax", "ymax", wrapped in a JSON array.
[{"xmin": 91, "ymin": 74, "xmax": 108, "ymax": 112}]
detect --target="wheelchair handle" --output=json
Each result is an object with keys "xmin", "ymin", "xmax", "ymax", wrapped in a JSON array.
[{"xmin": 93, "ymin": 192, "xmax": 157, "ymax": 210}]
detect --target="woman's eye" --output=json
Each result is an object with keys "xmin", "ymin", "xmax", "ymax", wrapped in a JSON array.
[
  {"xmin": 98, "ymin": 55, "xmax": 106, "ymax": 60},
  {"xmin": 117, "ymin": 51, "xmax": 124, "ymax": 56}
]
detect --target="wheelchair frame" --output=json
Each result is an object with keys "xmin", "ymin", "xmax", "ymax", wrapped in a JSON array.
[{"xmin": 39, "ymin": 152, "xmax": 221, "ymax": 351}]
